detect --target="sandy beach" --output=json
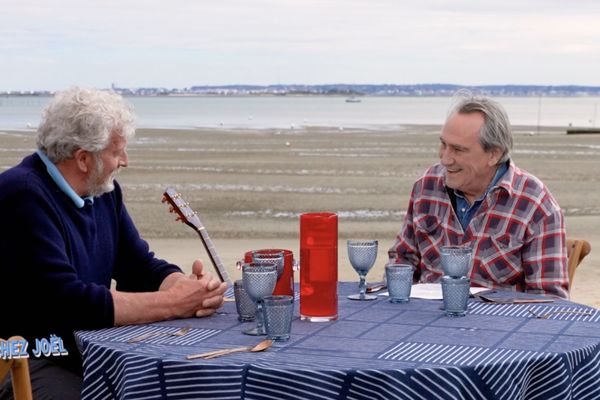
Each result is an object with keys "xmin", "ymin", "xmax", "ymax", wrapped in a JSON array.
[{"xmin": 1, "ymin": 125, "xmax": 598, "ymax": 307}]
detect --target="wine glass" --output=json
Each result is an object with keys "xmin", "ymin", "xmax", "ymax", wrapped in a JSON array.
[
  {"xmin": 242, "ymin": 263, "xmax": 278, "ymax": 335},
  {"xmin": 252, "ymin": 251, "xmax": 285, "ymax": 279},
  {"xmin": 347, "ymin": 240, "xmax": 378, "ymax": 300}
]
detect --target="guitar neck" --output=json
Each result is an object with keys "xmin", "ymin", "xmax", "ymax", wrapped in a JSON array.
[{"xmin": 194, "ymin": 225, "xmax": 232, "ymax": 287}]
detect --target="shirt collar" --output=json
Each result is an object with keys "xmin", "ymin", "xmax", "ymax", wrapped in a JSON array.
[
  {"xmin": 36, "ymin": 150, "xmax": 94, "ymax": 208},
  {"xmin": 494, "ymin": 159, "xmax": 515, "ymax": 196}
]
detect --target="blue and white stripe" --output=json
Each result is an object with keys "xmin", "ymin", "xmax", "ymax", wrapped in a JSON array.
[{"xmin": 75, "ymin": 284, "xmax": 600, "ymax": 400}]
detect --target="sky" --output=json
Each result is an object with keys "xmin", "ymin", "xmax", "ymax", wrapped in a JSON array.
[{"xmin": 2, "ymin": 0, "xmax": 600, "ymax": 92}]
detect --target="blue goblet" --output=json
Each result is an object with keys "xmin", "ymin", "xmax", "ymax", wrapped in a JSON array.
[
  {"xmin": 242, "ymin": 263, "xmax": 278, "ymax": 335},
  {"xmin": 347, "ymin": 240, "xmax": 378, "ymax": 300},
  {"xmin": 252, "ymin": 251, "xmax": 285, "ymax": 279}
]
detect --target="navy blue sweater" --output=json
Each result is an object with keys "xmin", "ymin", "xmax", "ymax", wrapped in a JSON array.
[{"xmin": 0, "ymin": 153, "xmax": 182, "ymax": 372}]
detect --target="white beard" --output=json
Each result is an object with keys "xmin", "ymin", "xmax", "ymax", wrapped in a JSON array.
[{"xmin": 87, "ymin": 156, "xmax": 118, "ymax": 197}]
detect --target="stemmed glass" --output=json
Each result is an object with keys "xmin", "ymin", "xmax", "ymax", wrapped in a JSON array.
[
  {"xmin": 252, "ymin": 251, "xmax": 284, "ymax": 279},
  {"xmin": 347, "ymin": 240, "xmax": 378, "ymax": 300},
  {"xmin": 242, "ymin": 263, "xmax": 278, "ymax": 335}
]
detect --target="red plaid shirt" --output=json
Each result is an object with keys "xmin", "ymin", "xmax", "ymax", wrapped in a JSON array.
[{"xmin": 389, "ymin": 161, "xmax": 569, "ymax": 299}]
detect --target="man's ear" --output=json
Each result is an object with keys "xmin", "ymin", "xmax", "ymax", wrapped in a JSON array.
[
  {"xmin": 73, "ymin": 149, "xmax": 92, "ymax": 173},
  {"xmin": 487, "ymin": 148, "xmax": 503, "ymax": 166}
]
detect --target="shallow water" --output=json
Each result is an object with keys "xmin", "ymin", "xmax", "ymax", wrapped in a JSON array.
[{"xmin": 2, "ymin": 95, "xmax": 599, "ymax": 130}]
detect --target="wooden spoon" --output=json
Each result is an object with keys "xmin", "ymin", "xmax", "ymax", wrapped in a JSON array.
[{"xmin": 186, "ymin": 339, "xmax": 273, "ymax": 360}]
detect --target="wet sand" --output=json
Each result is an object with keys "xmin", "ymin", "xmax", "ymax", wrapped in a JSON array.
[{"xmin": 1, "ymin": 125, "xmax": 598, "ymax": 307}]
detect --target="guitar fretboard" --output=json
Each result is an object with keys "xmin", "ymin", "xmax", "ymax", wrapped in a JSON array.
[{"xmin": 193, "ymin": 225, "xmax": 232, "ymax": 287}]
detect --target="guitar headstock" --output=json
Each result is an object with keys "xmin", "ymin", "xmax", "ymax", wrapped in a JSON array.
[{"xmin": 162, "ymin": 187, "xmax": 203, "ymax": 231}]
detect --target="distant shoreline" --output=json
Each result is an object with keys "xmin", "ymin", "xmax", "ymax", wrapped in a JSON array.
[
  {"xmin": 3, "ymin": 83, "xmax": 600, "ymax": 97},
  {"xmin": 4, "ymin": 93, "xmax": 600, "ymax": 98}
]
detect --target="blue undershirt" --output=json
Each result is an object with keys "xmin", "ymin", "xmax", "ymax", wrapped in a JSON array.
[{"xmin": 454, "ymin": 161, "xmax": 509, "ymax": 230}]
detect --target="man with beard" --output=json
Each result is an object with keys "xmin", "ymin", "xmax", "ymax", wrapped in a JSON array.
[
  {"xmin": 0, "ymin": 87, "xmax": 226, "ymax": 399},
  {"xmin": 388, "ymin": 93, "xmax": 569, "ymax": 299}
]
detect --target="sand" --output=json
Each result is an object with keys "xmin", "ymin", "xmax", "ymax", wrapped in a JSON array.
[{"xmin": 1, "ymin": 125, "xmax": 598, "ymax": 307}]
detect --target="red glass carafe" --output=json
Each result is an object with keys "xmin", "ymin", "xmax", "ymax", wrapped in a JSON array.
[{"xmin": 299, "ymin": 212, "xmax": 338, "ymax": 321}]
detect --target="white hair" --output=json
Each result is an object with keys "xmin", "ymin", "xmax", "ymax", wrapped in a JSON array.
[{"xmin": 36, "ymin": 87, "xmax": 136, "ymax": 162}]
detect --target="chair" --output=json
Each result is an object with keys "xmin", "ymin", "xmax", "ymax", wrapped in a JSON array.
[
  {"xmin": 0, "ymin": 336, "xmax": 33, "ymax": 400},
  {"xmin": 566, "ymin": 238, "xmax": 592, "ymax": 286}
]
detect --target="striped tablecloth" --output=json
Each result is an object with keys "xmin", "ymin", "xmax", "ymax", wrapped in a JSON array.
[{"xmin": 75, "ymin": 283, "xmax": 600, "ymax": 400}]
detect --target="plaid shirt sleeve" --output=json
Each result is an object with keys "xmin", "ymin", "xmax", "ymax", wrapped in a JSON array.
[
  {"xmin": 388, "ymin": 183, "xmax": 422, "ymax": 279},
  {"xmin": 505, "ymin": 169, "xmax": 568, "ymax": 298},
  {"xmin": 388, "ymin": 163, "xmax": 569, "ymax": 299}
]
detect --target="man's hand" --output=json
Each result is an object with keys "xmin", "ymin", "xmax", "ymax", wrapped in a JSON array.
[
  {"xmin": 113, "ymin": 260, "xmax": 227, "ymax": 326},
  {"xmin": 188, "ymin": 259, "xmax": 227, "ymax": 316},
  {"xmin": 195, "ymin": 275, "xmax": 227, "ymax": 317},
  {"xmin": 163, "ymin": 267, "xmax": 226, "ymax": 319},
  {"xmin": 190, "ymin": 259, "xmax": 227, "ymax": 316}
]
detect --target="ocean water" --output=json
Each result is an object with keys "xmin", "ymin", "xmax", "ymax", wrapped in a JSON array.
[{"xmin": 1, "ymin": 95, "xmax": 599, "ymax": 131}]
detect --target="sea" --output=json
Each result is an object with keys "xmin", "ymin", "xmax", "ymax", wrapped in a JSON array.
[{"xmin": 1, "ymin": 95, "xmax": 599, "ymax": 131}]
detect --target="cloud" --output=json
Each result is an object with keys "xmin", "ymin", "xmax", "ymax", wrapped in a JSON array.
[{"xmin": 1, "ymin": 0, "xmax": 600, "ymax": 90}]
